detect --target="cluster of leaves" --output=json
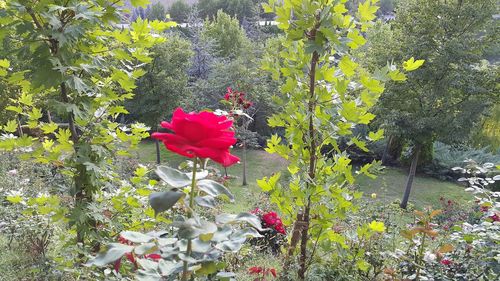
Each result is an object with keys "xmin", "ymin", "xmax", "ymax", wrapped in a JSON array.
[
  {"xmin": 88, "ymin": 162, "xmax": 264, "ymax": 280},
  {"xmin": 0, "ymin": 0, "xmax": 176, "ymax": 264}
]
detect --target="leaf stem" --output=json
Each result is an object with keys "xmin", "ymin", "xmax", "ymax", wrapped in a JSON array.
[{"xmin": 182, "ymin": 157, "xmax": 198, "ymax": 281}]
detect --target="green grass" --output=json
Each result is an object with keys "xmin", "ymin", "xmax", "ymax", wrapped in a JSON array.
[
  {"xmin": 136, "ymin": 141, "xmax": 287, "ymax": 214},
  {"xmin": 355, "ymin": 167, "xmax": 471, "ymax": 208},
  {"xmin": 136, "ymin": 141, "xmax": 470, "ymax": 211}
]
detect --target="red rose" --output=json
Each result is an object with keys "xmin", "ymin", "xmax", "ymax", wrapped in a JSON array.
[{"xmin": 152, "ymin": 108, "xmax": 240, "ymax": 167}]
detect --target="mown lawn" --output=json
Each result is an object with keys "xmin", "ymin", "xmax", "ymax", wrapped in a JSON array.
[{"xmin": 136, "ymin": 141, "xmax": 471, "ymax": 211}]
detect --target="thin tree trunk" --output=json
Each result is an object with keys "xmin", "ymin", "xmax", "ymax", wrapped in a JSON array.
[
  {"xmin": 381, "ymin": 135, "xmax": 393, "ymax": 165},
  {"xmin": 155, "ymin": 138, "xmax": 161, "ymax": 164},
  {"xmin": 242, "ymin": 139, "xmax": 247, "ymax": 186},
  {"xmin": 400, "ymin": 144, "xmax": 421, "ymax": 209},
  {"xmin": 47, "ymin": 110, "xmax": 53, "ymax": 123}
]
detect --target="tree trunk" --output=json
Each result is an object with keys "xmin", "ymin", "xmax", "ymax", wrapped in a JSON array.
[
  {"xmin": 242, "ymin": 139, "xmax": 247, "ymax": 186},
  {"xmin": 400, "ymin": 144, "xmax": 421, "ymax": 209},
  {"xmin": 155, "ymin": 138, "xmax": 161, "ymax": 164},
  {"xmin": 381, "ymin": 135, "xmax": 393, "ymax": 165}
]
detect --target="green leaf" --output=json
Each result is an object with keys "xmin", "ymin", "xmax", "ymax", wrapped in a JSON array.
[
  {"xmin": 197, "ymin": 179, "xmax": 234, "ymax": 202},
  {"xmin": 356, "ymin": 259, "xmax": 370, "ymax": 272},
  {"xmin": 3, "ymin": 120, "xmax": 18, "ymax": 133},
  {"xmin": 358, "ymin": 0, "xmax": 379, "ymax": 22},
  {"xmin": 368, "ymin": 129, "xmax": 384, "ymax": 141},
  {"xmin": 334, "ymin": 3, "xmax": 348, "ymax": 14},
  {"xmin": 41, "ymin": 123, "xmax": 59, "ymax": 134},
  {"xmin": 0, "ymin": 59, "xmax": 9, "ymax": 68},
  {"xmin": 339, "ymin": 56, "xmax": 358, "ymax": 77},
  {"xmin": 403, "ymin": 57, "xmax": 425, "ymax": 71},
  {"xmin": 194, "ymin": 195, "xmax": 216, "ymax": 209},
  {"xmin": 347, "ymin": 30, "xmax": 366, "ymax": 49},
  {"xmin": 215, "ymin": 212, "xmax": 263, "ymax": 231},
  {"xmin": 149, "ymin": 190, "xmax": 184, "ymax": 216},
  {"xmin": 5, "ymin": 106, "xmax": 22, "ymax": 114},
  {"xmin": 389, "ymin": 69, "xmax": 407, "ymax": 81},
  {"xmin": 86, "ymin": 243, "xmax": 134, "ymax": 266},
  {"xmin": 130, "ymin": 0, "xmax": 149, "ymax": 8},
  {"xmin": 121, "ymin": 231, "xmax": 153, "ymax": 243},
  {"xmin": 368, "ymin": 221, "xmax": 386, "ymax": 232},
  {"xmin": 257, "ymin": 172, "xmax": 281, "ymax": 192},
  {"xmin": 156, "ymin": 166, "xmax": 191, "ymax": 188}
]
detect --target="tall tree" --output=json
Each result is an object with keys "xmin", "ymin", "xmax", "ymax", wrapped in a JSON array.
[
  {"xmin": 364, "ymin": 0, "xmax": 499, "ymax": 208},
  {"xmin": 127, "ymin": 34, "xmax": 193, "ymax": 129},
  {"xmin": 202, "ymin": 10, "xmax": 249, "ymax": 58},
  {"xmin": 0, "ymin": 0, "xmax": 173, "ymax": 250}
]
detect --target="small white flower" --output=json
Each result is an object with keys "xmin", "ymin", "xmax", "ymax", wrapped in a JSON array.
[
  {"xmin": 7, "ymin": 169, "xmax": 17, "ymax": 176},
  {"xmin": 423, "ymin": 251, "xmax": 436, "ymax": 263},
  {"xmin": 20, "ymin": 178, "xmax": 30, "ymax": 185}
]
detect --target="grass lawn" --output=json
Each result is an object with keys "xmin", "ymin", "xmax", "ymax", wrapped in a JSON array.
[
  {"xmin": 355, "ymin": 167, "xmax": 471, "ymax": 209},
  {"xmin": 136, "ymin": 141, "xmax": 471, "ymax": 211}
]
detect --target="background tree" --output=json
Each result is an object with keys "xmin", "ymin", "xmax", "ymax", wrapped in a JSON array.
[
  {"xmin": 363, "ymin": 0, "xmax": 499, "ymax": 209},
  {"xmin": 168, "ymin": 0, "xmax": 191, "ymax": 22},
  {"xmin": 127, "ymin": 34, "xmax": 193, "ymax": 129},
  {"xmin": 202, "ymin": 10, "xmax": 249, "ymax": 58}
]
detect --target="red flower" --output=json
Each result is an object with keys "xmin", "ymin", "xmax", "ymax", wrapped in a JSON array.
[
  {"xmin": 269, "ymin": 268, "xmax": 277, "ymax": 277},
  {"xmin": 262, "ymin": 212, "xmax": 278, "ymax": 226},
  {"xmin": 440, "ymin": 259, "xmax": 452, "ymax": 266},
  {"xmin": 152, "ymin": 108, "xmax": 240, "ymax": 167},
  {"xmin": 489, "ymin": 213, "xmax": 500, "ymax": 222},
  {"xmin": 249, "ymin": 266, "xmax": 263, "ymax": 274},
  {"xmin": 243, "ymin": 101, "xmax": 253, "ymax": 109},
  {"xmin": 144, "ymin": 253, "xmax": 161, "ymax": 261},
  {"xmin": 224, "ymin": 93, "xmax": 231, "ymax": 101},
  {"xmin": 275, "ymin": 224, "xmax": 286, "ymax": 234}
]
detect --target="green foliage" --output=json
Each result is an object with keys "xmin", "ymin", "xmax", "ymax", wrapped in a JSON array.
[
  {"xmin": 423, "ymin": 142, "xmax": 500, "ymax": 181},
  {"xmin": 88, "ymin": 159, "xmax": 263, "ymax": 280},
  {"xmin": 169, "ymin": 0, "xmax": 191, "ymax": 22},
  {"xmin": 0, "ymin": 0, "xmax": 175, "ymax": 251},
  {"xmin": 127, "ymin": 34, "xmax": 193, "ymax": 128},
  {"xmin": 259, "ymin": 0, "xmax": 420, "ymax": 278},
  {"xmin": 202, "ymin": 10, "xmax": 249, "ymax": 58},
  {"xmin": 197, "ymin": 0, "xmax": 260, "ymax": 21},
  {"xmin": 365, "ymin": 0, "xmax": 499, "ymax": 147}
]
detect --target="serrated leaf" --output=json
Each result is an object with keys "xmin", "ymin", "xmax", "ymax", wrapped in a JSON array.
[
  {"xmin": 339, "ymin": 56, "xmax": 358, "ymax": 77},
  {"xmin": 3, "ymin": 120, "xmax": 18, "ymax": 133},
  {"xmin": 403, "ymin": 57, "xmax": 425, "ymax": 71},
  {"xmin": 368, "ymin": 221, "xmax": 386, "ymax": 232},
  {"xmin": 368, "ymin": 129, "xmax": 384, "ymax": 141}
]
